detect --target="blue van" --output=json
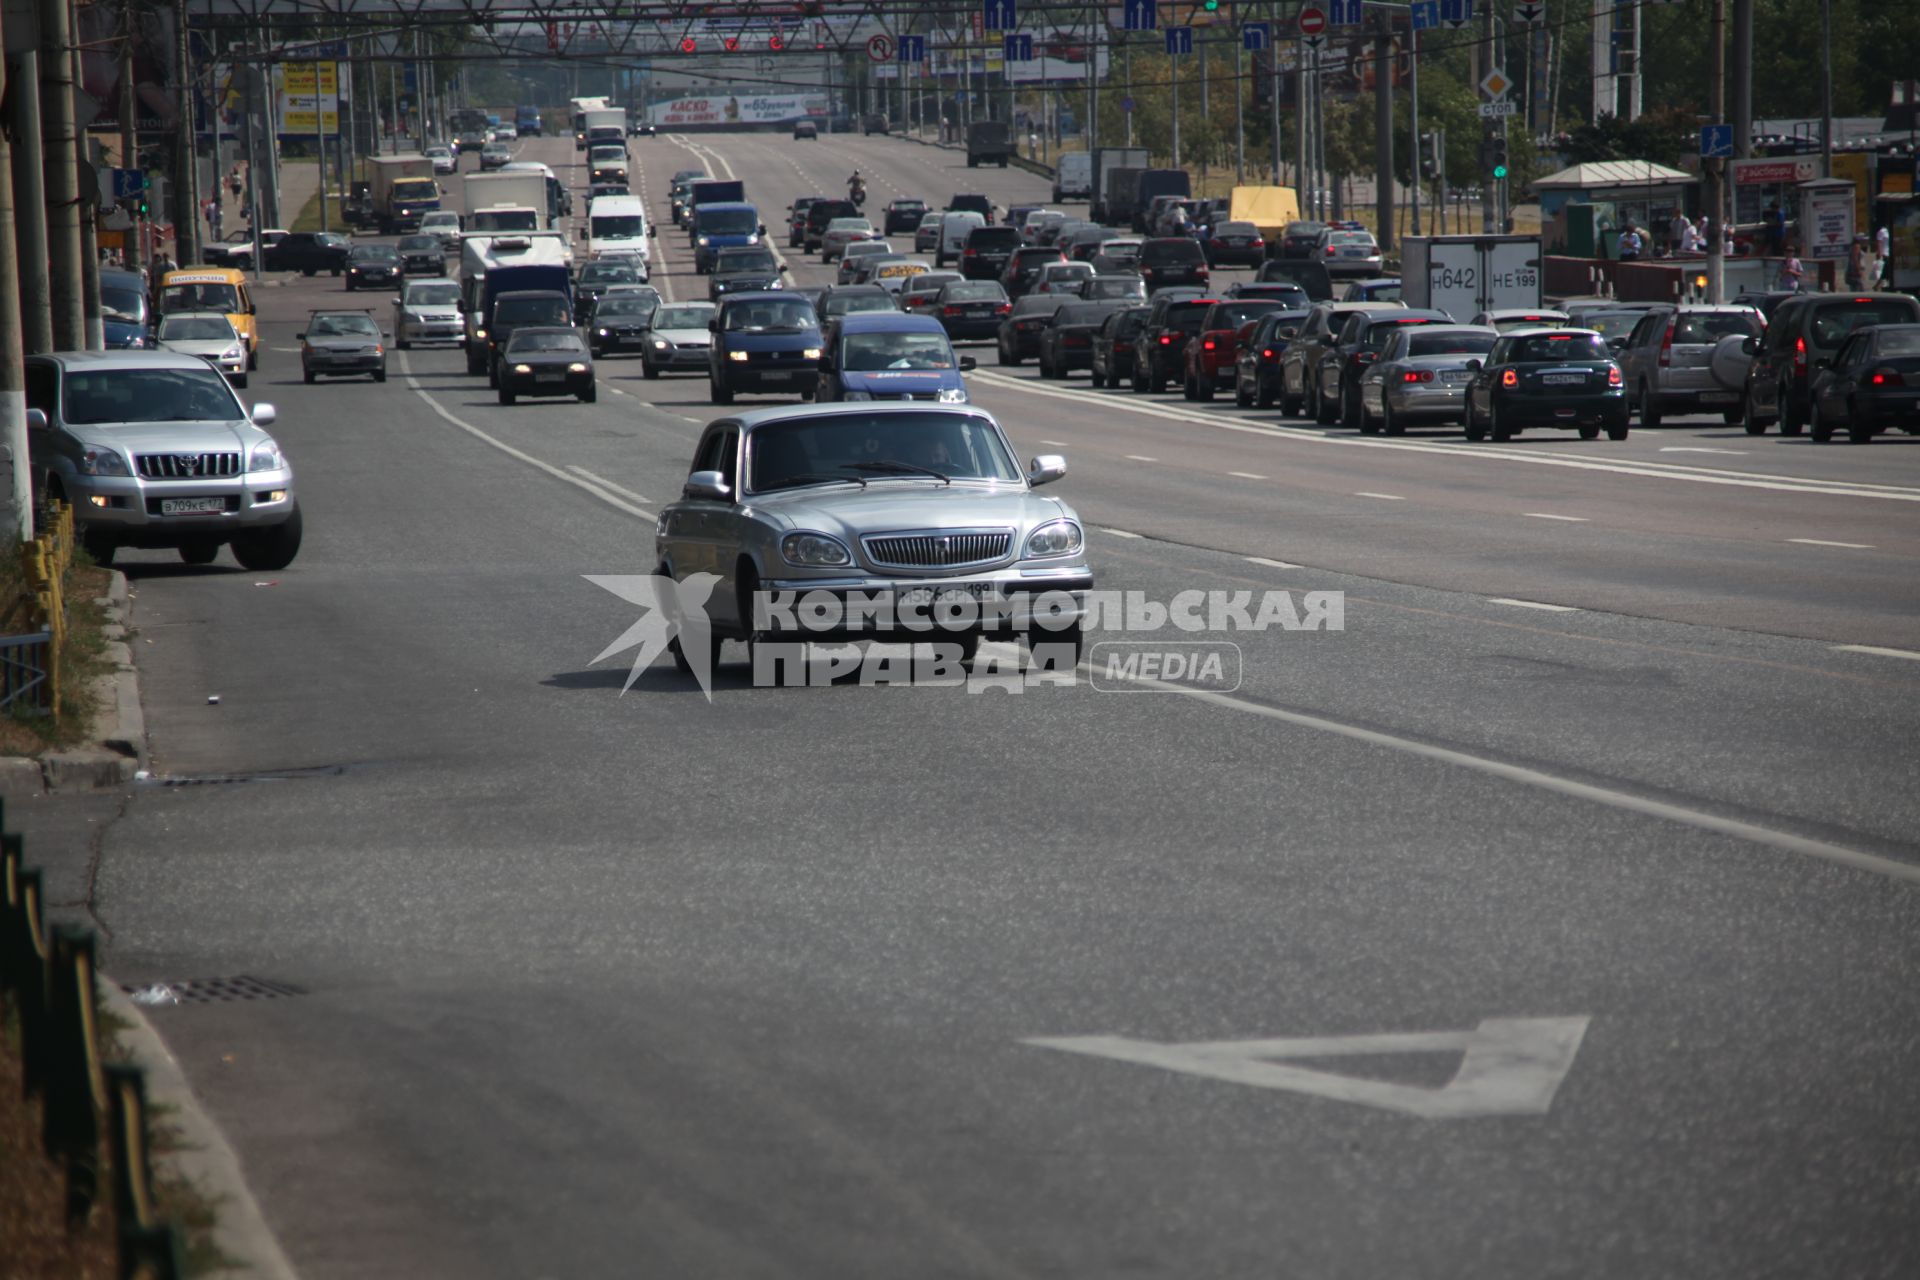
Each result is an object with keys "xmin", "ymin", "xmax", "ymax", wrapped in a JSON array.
[
  {"xmin": 692, "ymin": 201, "xmax": 766, "ymax": 273},
  {"xmin": 816, "ymin": 311, "xmax": 976, "ymax": 403}
]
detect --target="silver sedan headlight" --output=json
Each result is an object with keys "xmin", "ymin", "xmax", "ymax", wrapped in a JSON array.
[
  {"xmin": 781, "ymin": 532, "xmax": 852, "ymax": 567},
  {"xmin": 1025, "ymin": 520, "xmax": 1083, "ymax": 559}
]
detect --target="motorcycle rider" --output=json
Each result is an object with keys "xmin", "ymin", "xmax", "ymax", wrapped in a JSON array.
[{"xmin": 848, "ymin": 170, "xmax": 866, "ymax": 206}]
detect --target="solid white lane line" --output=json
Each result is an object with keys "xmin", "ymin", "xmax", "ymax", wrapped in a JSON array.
[
  {"xmin": 1245, "ymin": 556, "xmax": 1302, "ymax": 569},
  {"xmin": 1229, "ymin": 471, "xmax": 1268, "ymax": 480},
  {"xmin": 1524, "ymin": 512, "xmax": 1589, "ymax": 522},
  {"xmin": 565, "ymin": 466, "xmax": 648, "ymax": 504},
  {"xmin": 1125, "ymin": 454, "xmax": 1159, "ymax": 462},
  {"xmin": 966, "ymin": 369, "xmax": 1920, "ymax": 502},
  {"xmin": 1354, "ymin": 491, "xmax": 1405, "ymax": 501},
  {"xmin": 1108, "ymin": 668, "xmax": 1920, "ymax": 887},
  {"xmin": 1099, "ymin": 527, "xmax": 1144, "ymax": 539},
  {"xmin": 1830, "ymin": 644, "xmax": 1920, "ymax": 662},
  {"xmin": 399, "ymin": 354, "xmax": 655, "ymax": 521},
  {"xmin": 1787, "ymin": 538, "xmax": 1875, "ymax": 549},
  {"xmin": 1488, "ymin": 598, "xmax": 1582, "ymax": 613}
]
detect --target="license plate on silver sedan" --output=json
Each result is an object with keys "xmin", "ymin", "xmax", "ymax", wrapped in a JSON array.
[
  {"xmin": 896, "ymin": 583, "xmax": 994, "ymax": 607},
  {"xmin": 160, "ymin": 497, "xmax": 225, "ymax": 516},
  {"xmin": 1443, "ymin": 370, "xmax": 1472, "ymax": 383}
]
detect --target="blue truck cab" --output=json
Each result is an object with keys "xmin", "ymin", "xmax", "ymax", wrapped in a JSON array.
[
  {"xmin": 816, "ymin": 311, "xmax": 976, "ymax": 403},
  {"xmin": 692, "ymin": 201, "xmax": 767, "ymax": 274}
]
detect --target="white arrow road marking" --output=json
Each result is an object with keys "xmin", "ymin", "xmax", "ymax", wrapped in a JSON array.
[{"xmin": 1024, "ymin": 1017, "xmax": 1592, "ymax": 1119}]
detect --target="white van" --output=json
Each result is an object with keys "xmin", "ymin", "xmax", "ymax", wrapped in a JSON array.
[
  {"xmin": 585, "ymin": 195, "xmax": 651, "ymax": 274},
  {"xmin": 1053, "ymin": 152, "xmax": 1093, "ymax": 202},
  {"xmin": 933, "ymin": 211, "xmax": 986, "ymax": 268}
]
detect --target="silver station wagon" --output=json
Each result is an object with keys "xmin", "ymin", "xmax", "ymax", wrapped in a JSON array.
[{"xmin": 655, "ymin": 403, "xmax": 1092, "ymax": 671}]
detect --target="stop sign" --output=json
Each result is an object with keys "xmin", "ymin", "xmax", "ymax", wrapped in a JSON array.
[{"xmin": 1298, "ymin": 6, "xmax": 1327, "ymax": 35}]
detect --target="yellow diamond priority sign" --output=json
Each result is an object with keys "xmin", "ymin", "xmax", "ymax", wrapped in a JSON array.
[{"xmin": 1480, "ymin": 68, "xmax": 1512, "ymax": 100}]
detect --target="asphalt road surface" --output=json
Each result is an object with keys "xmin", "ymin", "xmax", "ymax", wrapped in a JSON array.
[{"xmin": 80, "ymin": 129, "xmax": 1920, "ymax": 1279}]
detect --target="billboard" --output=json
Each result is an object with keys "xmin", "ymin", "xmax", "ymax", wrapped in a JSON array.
[
  {"xmin": 276, "ymin": 62, "xmax": 340, "ymax": 135},
  {"xmin": 645, "ymin": 93, "xmax": 827, "ymax": 126}
]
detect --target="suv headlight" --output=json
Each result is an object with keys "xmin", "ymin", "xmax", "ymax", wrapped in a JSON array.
[
  {"xmin": 1025, "ymin": 520, "xmax": 1083, "ymax": 559},
  {"xmin": 781, "ymin": 532, "xmax": 852, "ymax": 567},
  {"xmin": 249, "ymin": 441, "xmax": 284, "ymax": 472},
  {"xmin": 79, "ymin": 447, "xmax": 130, "ymax": 477}
]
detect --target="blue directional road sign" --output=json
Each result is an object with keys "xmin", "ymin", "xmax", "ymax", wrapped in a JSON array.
[
  {"xmin": 1440, "ymin": 0, "xmax": 1473, "ymax": 26},
  {"xmin": 898, "ymin": 34, "xmax": 926, "ymax": 62},
  {"xmin": 1165, "ymin": 25, "xmax": 1193, "ymax": 55},
  {"xmin": 1410, "ymin": 0, "xmax": 1439, "ymax": 29},
  {"xmin": 1004, "ymin": 32, "xmax": 1034, "ymax": 62},
  {"xmin": 983, "ymin": 0, "xmax": 1016, "ymax": 33},
  {"xmin": 1328, "ymin": 0, "xmax": 1364, "ymax": 24},
  {"xmin": 1242, "ymin": 21, "xmax": 1270, "ymax": 51},
  {"xmin": 110, "ymin": 167, "xmax": 144, "ymax": 200},
  {"xmin": 1700, "ymin": 123, "xmax": 1735, "ymax": 159},
  {"xmin": 1123, "ymin": 0, "xmax": 1157, "ymax": 31}
]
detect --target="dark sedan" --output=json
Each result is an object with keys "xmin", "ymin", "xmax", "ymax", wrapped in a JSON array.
[
  {"xmin": 344, "ymin": 244, "xmax": 403, "ymax": 291},
  {"xmin": 262, "ymin": 230, "xmax": 350, "ymax": 276},
  {"xmin": 497, "ymin": 326, "xmax": 596, "ymax": 404},
  {"xmin": 1091, "ymin": 306, "xmax": 1151, "ymax": 389},
  {"xmin": 396, "ymin": 234, "xmax": 446, "ymax": 276},
  {"xmin": 1202, "ymin": 220, "xmax": 1266, "ymax": 268},
  {"xmin": 932, "ymin": 281, "xmax": 1010, "ymax": 341},
  {"xmin": 1276, "ymin": 220, "xmax": 1328, "ymax": 259},
  {"xmin": 1464, "ymin": 328, "xmax": 1628, "ymax": 441},
  {"xmin": 1037, "ymin": 301, "xmax": 1125, "ymax": 380},
  {"xmin": 1134, "ymin": 296, "xmax": 1216, "ymax": 393},
  {"xmin": 997, "ymin": 294, "xmax": 1066, "ymax": 366},
  {"xmin": 1233, "ymin": 310, "xmax": 1309, "ymax": 408},
  {"xmin": 1809, "ymin": 322, "xmax": 1920, "ymax": 444},
  {"xmin": 586, "ymin": 294, "xmax": 660, "ymax": 357},
  {"xmin": 882, "ymin": 198, "xmax": 928, "ymax": 235}
]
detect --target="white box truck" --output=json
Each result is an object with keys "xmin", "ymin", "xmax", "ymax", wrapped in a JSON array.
[
  {"xmin": 463, "ymin": 171, "xmax": 548, "ymax": 232},
  {"xmin": 1399, "ymin": 235, "xmax": 1543, "ymax": 322},
  {"xmin": 368, "ymin": 154, "xmax": 440, "ymax": 233}
]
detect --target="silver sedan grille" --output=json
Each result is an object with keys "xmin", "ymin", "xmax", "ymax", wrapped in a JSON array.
[
  {"xmin": 136, "ymin": 452, "xmax": 242, "ymax": 480},
  {"xmin": 864, "ymin": 529, "xmax": 1012, "ymax": 570}
]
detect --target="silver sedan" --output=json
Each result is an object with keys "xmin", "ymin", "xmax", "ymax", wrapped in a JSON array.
[
  {"xmin": 1357, "ymin": 325, "xmax": 1499, "ymax": 435},
  {"xmin": 655, "ymin": 403, "xmax": 1092, "ymax": 671}
]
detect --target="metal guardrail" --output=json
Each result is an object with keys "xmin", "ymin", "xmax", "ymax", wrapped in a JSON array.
[
  {"xmin": 0, "ymin": 501, "xmax": 75, "ymax": 720},
  {"xmin": 1, "ymin": 823, "xmax": 188, "ymax": 1279}
]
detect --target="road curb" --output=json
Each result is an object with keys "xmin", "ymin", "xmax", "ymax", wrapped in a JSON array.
[
  {"xmin": 98, "ymin": 979, "xmax": 303, "ymax": 1280},
  {"xmin": 0, "ymin": 569, "xmax": 145, "ymax": 796}
]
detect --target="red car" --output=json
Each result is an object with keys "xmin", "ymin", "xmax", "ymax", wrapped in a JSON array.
[{"xmin": 1183, "ymin": 299, "xmax": 1288, "ymax": 400}]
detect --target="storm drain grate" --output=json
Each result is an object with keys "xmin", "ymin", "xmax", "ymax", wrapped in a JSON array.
[{"xmin": 123, "ymin": 975, "xmax": 306, "ymax": 1006}]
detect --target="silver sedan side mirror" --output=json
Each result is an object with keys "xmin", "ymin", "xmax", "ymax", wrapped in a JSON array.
[
  {"xmin": 684, "ymin": 469, "xmax": 730, "ymax": 500},
  {"xmin": 1027, "ymin": 454, "xmax": 1067, "ymax": 486}
]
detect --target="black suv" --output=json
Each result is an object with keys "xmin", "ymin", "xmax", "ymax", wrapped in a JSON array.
[
  {"xmin": 1276, "ymin": 221, "xmax": 1329, "ymax": 259},
  {"xmin": 262, "ymin": 231, "xmax": 351, "ymax": 276},
  {"xmin": 948, "ymin": 193, "xmax": 994, "ymax": 224},
  {"xmin": 1091, "ymin": 306, "xmax": 1152, "ymax": 389},
  {"xmin": 1000, "ymin": 245, "xmax": 1066, "ymax": 298},
  {"xmin": 1741, "ymin": 292, "xmax": 1920, "ymax": 435},
  {"xmin": 1133, "ymin": 293, "xmax": 1217, "ymax": 393},
  {"xmin": 1138, "ymin": 237, "xmax": 1210, "ymax": 293},
  {"xmin": 960, "ymin": 226, "xmax": 1021, "ymax": 280}
]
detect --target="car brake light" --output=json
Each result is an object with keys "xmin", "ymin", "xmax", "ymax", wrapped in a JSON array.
[
  {"xmin": 943, "ymin": 305, "xmax": 962, "ymax": 316},
  {"xmin": 1871, "ymin": 367, "xmax": 1903, "ymax": 386},
  {"xmin": 1607, "ymin": 365, "xmax": 1623, "ymax": 386},
  {"xmin": 965, "ymin": 248, "xmax": 977, "ymax": 257},
  {"xmin": 996, "ymin": 303, "xmax": 1011, "ymax": 314},
  {"xmin": 1402, "ymin": 370, "xmax": 1433, "ymax": 383},
  {"xmin": 1326, "ymin": 246, "xmax": 1337, "ymax": 255},
  {"xmin": 1658, "ymin": 317, "xmax": 1675, "ymax": 367},
  {"xmin": 1159, "ymin": 334, "xmax": 1173, "ymax": 345},
  {"xmin": 1794, "ymin": 335, "xmax": 1807, "ymax": 371},
  {"xmin": 1202, "ymin": 339, "xmax": 1216, "ymax": 351},
  {"xmin": 1261, "ymin": 347, "xmax": 1276, "ymax": 360},
  {"xmin": 1501, "ymin": 369, "xmax": 1518, "ymax": 387}
]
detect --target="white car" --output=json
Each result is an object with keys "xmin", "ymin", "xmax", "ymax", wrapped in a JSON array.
[
  {"xmin": 392, "ymin": 277, "xmax": 464, "ymax": 349},
  {"xmin": 820, "ymin": 217, "xmax": 876, "ymax": 264},
  {"xmin": 835, "ymin": 240, "xmax": 897, "ymax": 285},
  {"xmin": 866, "ymin": 256, "xmax": 936, "ymax": 295},
  {"xmin": 154, "ymin": 312, "xmax": 249, "ymax": 387},
  {"xmin": 1034, "ymin": 262, "xmax": 1096, "ymax": 296},
  {"xmin": 424, "ymin": 145, "xmax": 456, "ymax": 175},
  {"xmin": 418, "ymin": 210, "xmax": 463, "ymax": 253},
  {"xmin": 492, "ymin": 122, "xmax": 518, "ymax": 141}
]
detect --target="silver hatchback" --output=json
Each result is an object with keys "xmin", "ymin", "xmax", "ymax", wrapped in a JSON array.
[{"xmin": 655, "ymin": 403, "xmax": 1091, "ymax": 671}]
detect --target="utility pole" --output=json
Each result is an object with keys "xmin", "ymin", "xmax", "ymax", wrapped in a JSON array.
[
  {"xmin": 1372, "ymin": 9, "xmax": 1393, "ymax": 253},
  {"xmin": 173, "ymin": 0, "xmax": 197, "ymax": 268},
  {"xmin": 1268, "ymin": 7, "xmax": 1282, "ymax": 185},
  {"xmin": 119, "ymin": 4, "xmax": 141, "ymax": 273},
  {"xmin": 1708, "ymin": 0, "xmax": 1726, "ymax": 302},
  {"xmin": 1409, "ymin": 28, "xmax": 1420, "ymax": 237},
  {"xmin": 1480, "ymin": 0, "xmax": 1496, "ymax": 233},
  {"xmin": 10, "ymin": 50, "xmax": 54, "ymax": 354},
  {"xmin": 1818, "ymin": 0, "xmax": 1832, "ymax": 177},
  {"xmin": 1171, "ymin": 37, "xmax": 1181, "ymax": 169},
  {"xmin": 0, "ymin": 52, "xmax": 30, "ymax": 540},
  {"xmin": 41, "ymin": 0, "xmax": 85, "ymax": 350},
  {"xmin": 1233, "ymin": 23, "xmax": 1244, "ymax": 184},
  {"xmin": 1731, "ymin": 0, "xmax": 1753, "ymax": 159}
]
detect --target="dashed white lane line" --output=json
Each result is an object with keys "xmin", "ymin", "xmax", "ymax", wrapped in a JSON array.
[
  {"xmin": 1524, "ymin": 512, "xmax": 1590, "ymax": 522},
  {"xmin": 1661, "ymin": 447, "xmax": 1749, "ymax": 455},
  {"xmin": 1229, "ymin": 471, "xmax": 1267, "ymax": 480},
  {"xmin": 398, "ymin": 353, "xmax": 655, "ymax": 521},
  {"xmin": 1124, "ymin": 454, "xmax": 1159, "ymax": 462},
  {"xmin": 1354, "ymin": 491, "xmax": 1405, "ymax": 501},
  {"xmin": 1245, "ymin": 556, "xmax": 1302, "ymax": 569},
  {"xmin": 1488, "ymin": 598, "xmax": 1582, "ymax": 613},
  {"xmin": 1039, "ymin": 439, "xmax": 1068, "ymax": 446},
  {"xmin": 565, "ymin": 466, "xmax": 647, "ymax": 504},
  {"xmin": 1831, "ymin": 644, "xmax": 1920, "ymax": 661},
  {"xmin": 1787, "ymin": 538, "xmax": 1875, "ymax": 549},
  {"xmin": 1100, "ymin": 527, "xmax": 1144, "ymax": 539}
]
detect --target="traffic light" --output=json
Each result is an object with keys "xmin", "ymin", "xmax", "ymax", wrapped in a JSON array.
[
  {"xmin": 1419, "ymin": 131, "xmax": 1438, "ymax": 180},
  {"xmin": 679, "ymin": 36, "xmax": 696, "ymax": 53},
  {"xmin": 1202, "ymin": 0, "xmax": 1220, "ymax": 9},
  {"xmin": 1491, "ymin": 128, "xmax": 1509, "ymax": 181},
  {"xmin": 722, "ymin": 35, "xmax": 739, "ymax": 52}
]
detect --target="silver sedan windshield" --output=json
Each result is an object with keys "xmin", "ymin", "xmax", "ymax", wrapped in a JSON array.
[{"xmin": 749, "ymin": 412, "xmax": 1020, "ymax": 492}]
